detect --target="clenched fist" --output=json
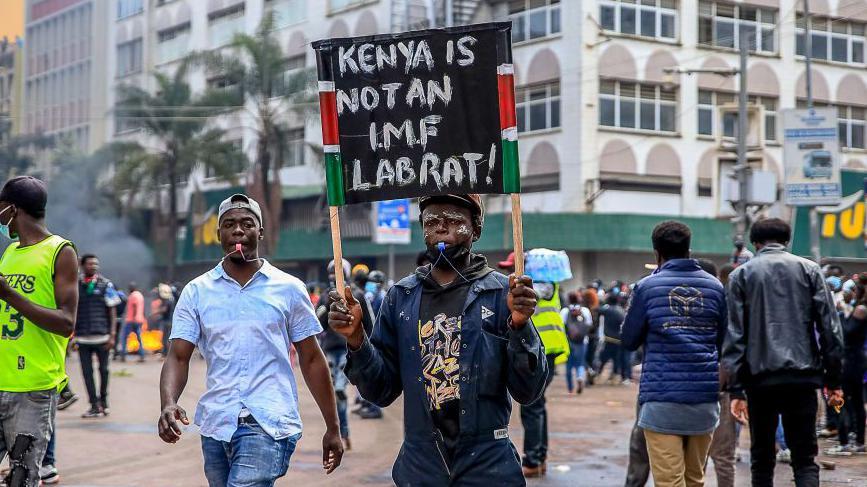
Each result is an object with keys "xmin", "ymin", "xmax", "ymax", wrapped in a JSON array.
[
  {"xmin": 328, "ymin": 287, "xmax": 365, "ymax": 350},
  {"xmin": 508, "ymin": 274, "xmax": 537, "ymax": 329}
]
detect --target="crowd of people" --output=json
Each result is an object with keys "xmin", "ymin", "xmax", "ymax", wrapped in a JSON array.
[{"xmin": 0, "ymin": 176, "xmax": 863, "ymax": 487}]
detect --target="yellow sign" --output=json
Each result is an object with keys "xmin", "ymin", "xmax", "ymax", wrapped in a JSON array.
[
  {"xmin": 193, "ymin": 212, "xmax": 220, "ymax": 247},
  {"xmin": 820, "ymin": 191, "xmax": 866, "ymax": 240}
]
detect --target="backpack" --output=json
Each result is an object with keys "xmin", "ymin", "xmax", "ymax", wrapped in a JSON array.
[{"xmin": 565, "ymin": 306, "xmax": 591, "ymax": 342}]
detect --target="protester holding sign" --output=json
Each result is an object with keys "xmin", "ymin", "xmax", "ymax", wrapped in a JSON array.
[{"xmin": 328, "ymin": 193, "xmax": 546, "ymax": 485}]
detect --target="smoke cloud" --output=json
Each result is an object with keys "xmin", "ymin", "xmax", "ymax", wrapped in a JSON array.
[{"xmin": 44, "ymin": 152, "xmax": 155, "ymax": 290}]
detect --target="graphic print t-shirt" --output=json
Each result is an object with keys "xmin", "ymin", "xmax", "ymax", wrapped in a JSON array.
[
  {"xmin": 419, "ymin": 279, "xmax": 469, "ymax": 455},
  {"xmin": 416, "ymin": 254, "xmax": 492, "ymax": 457}
]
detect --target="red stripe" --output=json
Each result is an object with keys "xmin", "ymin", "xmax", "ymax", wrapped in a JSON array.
[
  {"xmin": 497, "ymin": 74, "xmax": 516, "ymax": 130},
  {"xmin": 319, "ymin": 91, "xmax": 339, "ymax": 146}
]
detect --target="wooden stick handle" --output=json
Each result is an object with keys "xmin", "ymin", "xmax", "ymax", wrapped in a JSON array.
[
  {"xmin": 511, "ymin": 193, "xmax": 524, "ymax": 276},
  {"xmin": 329, "ymin": 206, "xmax": 345, "ymax": 293}
]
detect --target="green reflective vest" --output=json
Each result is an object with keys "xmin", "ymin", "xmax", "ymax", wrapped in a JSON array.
[{"xmin": 533, "ymin": 283, "xmax": 569, "ymax": 365}]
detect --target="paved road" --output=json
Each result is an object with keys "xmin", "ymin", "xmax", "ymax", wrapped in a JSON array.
[{"xmin": 16, "ymin": 354, "xmax": 867, "ymax": 486}]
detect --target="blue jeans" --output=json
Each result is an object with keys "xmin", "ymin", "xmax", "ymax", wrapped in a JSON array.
[
  {"xmin": 0, "ymin": 390, "xmax": 57, "ymax": 487},
  {"xmin": 121, "ymin": 321, "xmax": 145, "ymax": 358},
  {"xmin": 776, "ymin": 416, "xmax": 788, "ymax": 451},
  {"xmin": 201, "ymin": 420, "xmax": 300, "ymax": 487},
  {"xmin": 43, "ymin": 429, "xmax": 55, "ymax": 465},
  {"xmin": 325, "ymin": 349, "xmax": 349, "ymax": 439},
  {"xmin": 565, "ymin": 341, "xmax": 586, "ymax": 392}
]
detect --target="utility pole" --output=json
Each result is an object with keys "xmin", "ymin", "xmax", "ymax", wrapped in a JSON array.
[
  {"xmin": 804, "ymin": 0, "xmax": 822, "ymax": 264},
  {"xmin": 733, "ymin": 30, "xmax": 750, "ymax": 249}
]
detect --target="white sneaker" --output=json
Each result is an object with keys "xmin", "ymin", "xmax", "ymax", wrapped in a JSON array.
[
  {"xmin": 776, "ymin": 448, "xmax": 792, "ymax": 463},
  {"xmin": 825, "ymin": 445, "xmax": 853, "ymax": 457},
  {"xmin": 39, "ymin": 464, "xmax": 60, "ymax": 484}
]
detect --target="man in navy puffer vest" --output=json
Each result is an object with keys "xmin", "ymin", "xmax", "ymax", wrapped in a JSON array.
[{"xmin": 622, "ymin": 221, "xmax": 727, "ymax": 487}]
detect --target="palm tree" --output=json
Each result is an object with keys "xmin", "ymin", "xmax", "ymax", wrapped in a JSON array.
[
  {"xmin": 114, "ymin": 62, "xmax": 246, "ymax": 279},
  {"xmin": 188, "ymin": 12, "xmax": 316, "ymax": 251}
]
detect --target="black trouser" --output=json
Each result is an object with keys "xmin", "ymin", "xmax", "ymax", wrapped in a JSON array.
[
  {"xmin": 78, "ymin": 342, "xmax": 110, "ymax": 408},
  {"xmin": 586, "ymin": 338, "xmax": 598, "ymax": 370},
  {"xmin": 597, "ymin": 342, "xmax": 622, "ymax": 378},
  {"xmin": 746, "ymin": 384, "xmax": 819, "ymax": 487},
  {"xmin": 520, "ymin": 354, "xmax": 557, "ymax": 467},
  {"xmin": 838, "ymin": 374, "xmax": 866, "ymax": 446},
  {"xmin": 624, "ymin": 401, "xmax": 649, "ymax": 487}
]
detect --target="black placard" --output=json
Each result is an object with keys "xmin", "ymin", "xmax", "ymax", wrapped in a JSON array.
[{"xmin": 313, "ymin": 23, "xmax": 508, "ymax": 204}]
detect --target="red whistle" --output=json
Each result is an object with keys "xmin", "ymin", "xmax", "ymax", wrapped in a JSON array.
[{"xmin": 235, "ymin": 243, "xmax": 242, "ymax": 253}]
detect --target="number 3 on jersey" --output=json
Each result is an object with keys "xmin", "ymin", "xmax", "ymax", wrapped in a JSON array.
[{"xmin": 1, "ymin": 312, "xmax": 24, "ymax": 340}]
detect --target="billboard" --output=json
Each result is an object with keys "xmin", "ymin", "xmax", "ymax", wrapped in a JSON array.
[
  {"xmin": 782, "ymin": 108, "xmax": 842, "ymax": 206},
  {"xmin": 372, "ymin": 199, "xmax": 412, "ymax": 245}
]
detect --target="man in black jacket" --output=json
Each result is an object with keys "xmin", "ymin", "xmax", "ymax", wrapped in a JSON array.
[
  {"xmin": 75, "ymin": 254, "xmax": 120, "ymax": 418},
  {"xmin": 723, "ymin": 218, "xmax": 844, "ymax": 487}
]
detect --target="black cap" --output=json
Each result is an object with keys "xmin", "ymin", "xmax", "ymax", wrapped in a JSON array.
[{"xmin": 0, "ymin": 176, "xmax": 48, "ymax": 218}]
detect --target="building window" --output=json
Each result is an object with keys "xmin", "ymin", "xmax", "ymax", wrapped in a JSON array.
[
  {"xmin": 698, "ymin": 90, "xmax": 777, "ymax": 141},
  {"xmin": 209, "ymin": 3, "xmax": 246, "ymax": 47},
  {"xmin": 510, "ymin": 0, "xmax": 561, "ymax": 43},
  {"xmin": 157, "ymin": 23, "xmax": 191, "ymax": 64},
  {"xmin": 116, "ymin": 38, "xmax": 142, "ymax": 77},
  {"xmin": 599, "ymin": 0, "xmax": 677, "ymax": 41},
  {"xmin": 599, "ymin": 80, "xmax": 677, "ymax": 133},
  {"xmin": 265, "ymin": 0, "xmax": 307, "ymax": 29},
  {"xmin": 206, "ymin": 73, "xmax": 244, "ymax": 105},
  {"xmin": 286, "ymin": 128, "xmax": 305, "ymax": 167},
  {"xmin": 839, "ymin": 105, "xmax": 867, "ymax": 150},
  {"xmin": 516, "ymin": 82, "xmax": 561, "ymax": 133},
  {"xmin": 796, "ymin": 15, "xmax": 866, "ymax": 65},
  {"xmin": 117, "ymin": 0, "xmax": 143, "ymax": 20},
  {"xmin": 698, "ymin": 1, "xmax": 777, "ymax": 54},
  {"xmin": 272, "ymin": 55, "xmax": 307, "ymax": 97}
]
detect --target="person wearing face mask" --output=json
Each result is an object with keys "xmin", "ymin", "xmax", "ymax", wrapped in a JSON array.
[
  {"xmin": 0, "ymin": 176, "xmax": 79, "ymax": 487},
  {"xmin": 328, "ymin": 193, "xmax": 546, "ymax": 486},
  {"xmin": 365, "ymin": 270, "xmax": 387, "ymax": 314},
  {"xmin": 157, "ymin": 194, "xmax": 344, "ymax": 485}
]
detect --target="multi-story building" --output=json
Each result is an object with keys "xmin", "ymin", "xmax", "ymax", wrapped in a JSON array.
[
  {"xmin": 0, "ymin": 37, "xmax": 21, "ymax": 144},
  {"xmin": 568, "ymin": 0, "xmax": 867, "ymax": 278},
  {"xmin": 21, "ymin": 0, "xmax": 110, "ymax": 155},
  {"xmin": 108, "ymin": 0, "xmax": 867, "ymax": 284},
  {"xmin": 106, "ymin": 0, "xmax": 510, "ymax": 282}
]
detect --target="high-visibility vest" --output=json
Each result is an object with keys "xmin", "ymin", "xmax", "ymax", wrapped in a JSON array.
[{"xmin": 533, "ymin": 283, "xmax": 570, "ymax": 365}]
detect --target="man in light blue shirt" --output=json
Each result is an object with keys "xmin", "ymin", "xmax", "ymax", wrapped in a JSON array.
[{"xmin": 157, "ymin": 194, "xmax": 343, "ymax": 487}]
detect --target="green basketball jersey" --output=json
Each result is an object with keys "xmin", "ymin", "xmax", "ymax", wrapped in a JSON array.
[{"xmin": 0, "ymin": 234, "xmax": 73, "ymax": 392}]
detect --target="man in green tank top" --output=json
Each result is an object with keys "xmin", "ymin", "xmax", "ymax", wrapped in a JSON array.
[{"xmin": 0, "ymin": 176, "xmax": 78, "ymax": 487}]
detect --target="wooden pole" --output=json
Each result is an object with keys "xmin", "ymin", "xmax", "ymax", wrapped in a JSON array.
[
  {"xmin": 329, "ymin": 206, "xmax": 345, "ymax": 292},
  {"xmin": 510, "ymin": 193, "xmax": 524, "ymax": 276}
]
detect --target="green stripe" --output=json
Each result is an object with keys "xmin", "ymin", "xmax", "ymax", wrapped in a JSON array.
[
  {"xmin": 325, "ymin": 152, "xmax": 345, "ymax": 206},
  {"xmin": 502, "ymin": 139, "xmax": 520, "ymax": 194}
]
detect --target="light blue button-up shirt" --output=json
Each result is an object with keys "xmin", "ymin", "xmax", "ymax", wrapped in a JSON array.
[{"xmin": 170, "ymin": 260, "xmax": 322, "ymax": 442}]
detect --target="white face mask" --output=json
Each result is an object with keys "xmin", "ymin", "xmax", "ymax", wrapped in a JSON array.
[{"xmin": 0, "ymin": 205, "xmax": 16, "ymax": 241}]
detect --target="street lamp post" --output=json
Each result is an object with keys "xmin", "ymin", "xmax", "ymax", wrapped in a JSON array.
[{"xmin": 664, "ymin": 42, "xmax": 751, "ymax": 252}]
